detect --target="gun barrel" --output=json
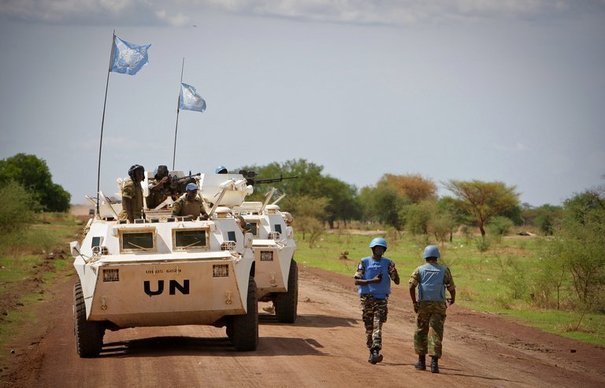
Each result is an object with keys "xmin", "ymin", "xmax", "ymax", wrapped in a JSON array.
[{"xmin": 253, "ymin": 175, "xmax": 298, "ymax": 185}]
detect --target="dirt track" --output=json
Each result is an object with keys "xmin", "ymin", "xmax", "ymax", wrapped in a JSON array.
[{"xmin": 2, "ymin": 266, "xmax": 604, "ymax": 388}]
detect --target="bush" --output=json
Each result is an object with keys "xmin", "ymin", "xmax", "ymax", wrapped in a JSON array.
[
  {"xmin": 487, "ymin": 216, "xmax": 514, "ymax": 240},
  {"xmin": 0, "ymin": 181, "xmax": 40, "ymax": 234},
  {"xmin": 474, "ymin": 236, "xmax": 491, "ymax": 252}
]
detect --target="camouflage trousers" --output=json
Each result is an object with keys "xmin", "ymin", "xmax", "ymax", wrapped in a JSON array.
[
  {"xmin": 414, "ymin": 301, "xmax": 447, "ymax": 358},
  {"xmin": 360, "ymin": 295, "xmax": 388, "ymax": 350}
]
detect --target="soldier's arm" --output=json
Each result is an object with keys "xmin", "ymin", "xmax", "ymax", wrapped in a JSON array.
[
  {"xmin": 409, "ymin": 283, "xmax": 417, "ymax": 304},
  {"xmin": 198, "ymin": 199, "xmax": 209, "ymax": 220},
  {"xmin": 354, "ymin": 261, "xmax": 379, "ymax": 285},
  {"xmin": 123, "ymin": 197, "xmax": 134, "ymax": 222},
  {"xmin": 408, "ymin": 268, "xmax": 420, "ymax": 306},
  {"xmin": 445, "ymin": 267, "xmax": 456, "ymax": 304},
  {"xmin": 388, "ymin": 261, "xmax": 400, "ymax": 285},
  {"xmin": 171, "ymin": 200, "xmax": 182, "ymax": 216}
]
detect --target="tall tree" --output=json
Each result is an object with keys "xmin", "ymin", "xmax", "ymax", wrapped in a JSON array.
[
  {"xmin": 0, "ymin": 153, "xmax": 71, "ymax": 212},
  {"xmin": 378, "ymin": 174, "xmax": 437, "ymax": 203},
  {"xmin": 359, "ymin": 184, "xmax": 407, "ymax": 230},
  {"xmin": 550, "ymin": 190, "xmax": 605, "ymax": 310},
  {"xmin": 444, "ymin": 180, "xmax": 520, "ymax": 236},
  {"xmin": 238, "ymin": 159, "xmax": 360, "ymax": 225}
]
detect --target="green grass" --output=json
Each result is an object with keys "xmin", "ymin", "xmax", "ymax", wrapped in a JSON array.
[
  {"xmin": 295, "ymin": 230, "xmax": 605, "ymax": 346},
  {"xmin": 501, "ymin": 309, "xmax": 605, "ymax": 346},
  {"xmin": 0, "ymin": 213, "xmax": 81, "ymax": 359}
]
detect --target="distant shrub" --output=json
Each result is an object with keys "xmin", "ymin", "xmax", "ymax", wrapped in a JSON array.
[
  {"xmin": 0, "ymin": 181, "xmax": 40, "ymax": 234},
  {"xmin": 487, "ymin": 216, "xmax": 514, "ymax": 241},
  {"xmin": 474, "ymin": 236, "xmax": 490, "ymax": 252}
]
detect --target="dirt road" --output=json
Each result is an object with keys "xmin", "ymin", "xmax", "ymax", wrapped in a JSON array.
[{"xmin": 3, "ymin": 266, "xmax": 604, "ymax": 387}]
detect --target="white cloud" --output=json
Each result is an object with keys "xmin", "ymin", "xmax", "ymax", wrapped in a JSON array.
[{"xmin": 1, "ymin": 0, "xmax": 603, "ymax": 26}]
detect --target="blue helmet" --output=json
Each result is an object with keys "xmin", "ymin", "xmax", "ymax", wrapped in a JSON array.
[
  {"xmin": 185, "ymin": 182, "xmax": 198, "ymax": 192},
  {"xmin": 369, "ymin": 237, "xmax": 387, "ymax": 251},
  {"xmin": 423, "ymin": 245, "xmax": 440, "ymax": 260},
  {"xmin": 215, "ymin": 166, "xmax": 228, "ymax": 174}
]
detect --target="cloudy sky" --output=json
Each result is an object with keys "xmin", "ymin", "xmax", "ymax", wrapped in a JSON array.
[{"xmin": 1, "ymin": 0, "xmax": 604, "ymax": 206}]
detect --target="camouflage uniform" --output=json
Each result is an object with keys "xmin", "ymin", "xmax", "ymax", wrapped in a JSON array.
[
  {"xmin": 118, "ymin": 178, "xmax": 143, "ymax": 221},
  {"xmin": 146, "ymin": 178, "xmax": 170, "ymax": 209},
  {"xmin": 172, "ymin": 194, "xmax": 208, "ymax": 218},
  {"xmin": 409, "ymin": 265, "xmax": 455, "ymax": 358},
  {"xmin": 355, "ymin": 260, "xmax": 399, "ymax": 350}
]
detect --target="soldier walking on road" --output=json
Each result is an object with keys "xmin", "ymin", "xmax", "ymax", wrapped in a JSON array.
[
  {"xmin": 354, "ymin": 237, "xmax": 400, "ymax": 364},
  {"xmin": 409, "ymin": 245, "xmax": 456, "ymax": 373}
]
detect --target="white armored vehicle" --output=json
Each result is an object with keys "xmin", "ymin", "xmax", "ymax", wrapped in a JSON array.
[
  {"xmin": 71, "ymin": 172, "xmax": 258, "ymax": 357},
  {"xmin": 234, "ymin": 188, "xmax": 298, "ymax": 323}
]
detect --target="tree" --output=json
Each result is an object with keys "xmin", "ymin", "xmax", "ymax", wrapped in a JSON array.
[
  {"xmin": 555, "ymin": 190, "xmax": 605, "ymax": 309},
  {"xmin": 0, "ymin": 181, "xmax": 40, "ymax": 234},
  {"xmin": 282, "ymin": 195, "xmax": 328, "ymax": 247},
  {"xmin": 534, "ymin": 204, "xmax": 563, "ymax": 236},
  {"xmin": 444, "ymin": 180, "xmax": 520, "ymax": 237},
  {"xmin": 321, "ymin": 176, "xmax": 361, "ymax": 228},
  {"xmin": 400, "ymin": 200, "xmax": 435, "ymax": 235},
  {"xmin": 378, "ymin": 174, "xmax": 437, "ymax": 203},
  {"xmin": 239, "ymin": 159, "xmax": 361, "ymax": 225},
  {"xmin": 0, "ymin": 153, "xmax": 71, "ymax": 212},
  {"xmin": 358, "ymin": 184, "xmax": 407, "ymax": 230}
]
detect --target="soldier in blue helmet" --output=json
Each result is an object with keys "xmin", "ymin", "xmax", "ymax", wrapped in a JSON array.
[
  {"xmin": 409, "ymin": 245, "xmax": 456, "ymax": 373},
  {"xmin": 172, "ymin": 182, "xmax": 209, "ymax": 219},
  {"xmin": 354, "ymin": 237, "xmax": 400, "ymax": 364}
]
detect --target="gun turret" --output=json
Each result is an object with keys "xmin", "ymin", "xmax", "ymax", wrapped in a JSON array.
[
  {"xmin": 238, "ymin": 170, "xmax": 297, "ymax": 186},
  {"xmin": 169, "ymin": 172, "xmax": 201, "ymax": 195}
]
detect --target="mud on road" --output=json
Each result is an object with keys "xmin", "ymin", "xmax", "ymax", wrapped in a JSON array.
[{"xmin": 2, "ymin": 266, "xmax": 604, "ymax": 387}]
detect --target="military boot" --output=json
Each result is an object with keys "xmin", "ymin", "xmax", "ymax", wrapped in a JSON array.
[
  {"xmin": 430, "ymin": 356, "xmax": 439, "ymax": 373},
  {"xmin": 414, "ymin": 355, "xmax": 426, "ymax": 370},
  {"xmin": 369, "ymin": 348, "xmax": 383, "ymax": 364}
]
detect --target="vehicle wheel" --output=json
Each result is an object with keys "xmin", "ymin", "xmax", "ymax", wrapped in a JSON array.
[
  {"xmin": 74, "ymin": 281, "xmax": 103, "ymax": 357},
  {"xmin": 226, "ymin": 321, "xmax": 234, "ymax": 342},
  {"xmin": 274, "ymin": 259, "xmax": 298, "ymax": 323},
  {"xmin": 231, "ymin": 275, "xmax": 258, "ymax": 351}
]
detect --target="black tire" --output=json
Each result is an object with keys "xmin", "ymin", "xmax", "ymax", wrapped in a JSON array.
[
  {"xmin": 274, "ymin": 259, "xmax": 298, "ymax": 323},
  {"xmin": 73, "ymin": 281, "xmax": 104, "ymax": 357},
  {"xmin": 225, "ymin": 321, "xmax": 234, "ymax": 342},
  {"xmin": 231, "ymin": 276, "xmax": 258, "ymax": 351}
]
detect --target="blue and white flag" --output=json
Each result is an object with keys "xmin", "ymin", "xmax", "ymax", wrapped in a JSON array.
[
  {"xmin": 111, "ymin": 36, "xmax": 151, "ymax": 75},
  {"xmin": 179, "ymin": 83, "xmax": 207, "ymax": 112}
]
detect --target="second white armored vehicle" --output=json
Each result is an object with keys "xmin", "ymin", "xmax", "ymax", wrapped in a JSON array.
[
  {"xmin": 71, "ymin": 172, "xmax": 258, "ymax": 357},
  {"xmin": 233, "ymin": 189, "xmax": 298, "ymax": 323}
]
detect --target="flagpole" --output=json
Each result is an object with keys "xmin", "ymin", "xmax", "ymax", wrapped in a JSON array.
[
  {"xmin": 172, "ymin": 58, "xmax": 185, "ymax": 171},
  {"xmin": 96, "ymin": 30, "xmax": 115, "ymax": 215}
]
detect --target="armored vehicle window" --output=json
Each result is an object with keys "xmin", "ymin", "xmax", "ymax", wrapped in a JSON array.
[
  {"xmin": 121, "ymin": 232, "xmax": 154, "ymax": 251},
  {"xmin": 91, "ymin": 236, "xmax": 104, "ymax": 248},
  {"xmin": 174, "ymin": 229, "xmax": 207, "ymax": 249},
  {"xmin": 274, "ymin": 224, "xmax": 282, "ymax": 234}
]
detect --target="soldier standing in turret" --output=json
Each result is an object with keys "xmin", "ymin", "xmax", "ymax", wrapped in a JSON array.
[
  {"xmin": 409, "ymin": 245, "xmax": 456, "ymax": 373},
  {"xmin": 354, "ymin": 237, "xmax": 400, "ymax": 364},
  {"xmin": 119, "ymin": 164, "xmax": 145, "ymax": 223},
  {"xmin": 146, "ymin": 165, "xmax": 170, "ymax": 209},
  {"xmin": 172, "ymin": 183, "xmax": 209, "ymax": 219}
]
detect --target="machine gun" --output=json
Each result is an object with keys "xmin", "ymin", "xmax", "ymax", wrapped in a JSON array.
[
  {"xmin": 238, "ymin": 170, "xmax": 298, "ymax": 186},
  {"xmin": 169, "ymin": 172, "xmax": 201, "ymax": 195}
]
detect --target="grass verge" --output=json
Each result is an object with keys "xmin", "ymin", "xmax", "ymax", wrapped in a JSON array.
[
  {"xmin": 0, "ymin": 213, "xmax": 83, "ymax": 363},
  {"xmin": 295, "ymin": 230, "xmax": 605, "ymax": 346}
]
